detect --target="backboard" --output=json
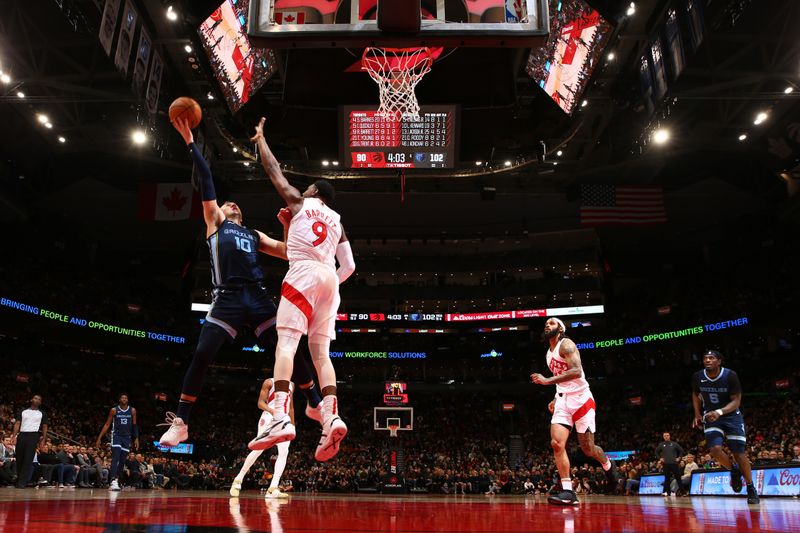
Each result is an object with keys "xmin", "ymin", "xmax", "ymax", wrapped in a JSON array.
[
  {"xmin": 247, "ymin": 0, "xmax": 549, "ymax": 48},
  {"xmin": 374, "ymin": 406, "xmax": 414, "ymax": 432}
]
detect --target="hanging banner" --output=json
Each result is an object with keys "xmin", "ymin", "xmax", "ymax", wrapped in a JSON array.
[{"xmin": 98, "ymin": 0, "xmax": 122, "ymax": 57}]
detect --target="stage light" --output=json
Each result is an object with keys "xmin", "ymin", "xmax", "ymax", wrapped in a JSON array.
[
  {"xmin": 16, "ymin": 91, "xmax": 25, "ymax": 98},
  {"xmin": 556, "ymin": 150, "xmax": 563, "ymax": 156},
  {"xmin": 784, "ymin": 86, "xmax": 794, "ymax": 94},
  {"xmin": 754, "ymin": 112, "xmax": 768, "ymax": 125},
  {"xmin": 627, "ymin": 2, "xmax": 636, "ymax": 16},
  {"xmin": 475, "ymin": 161, "xmax": 482, "ymax": 166},
  {"xmin": 132, "ymin": 130, "xmax": 147, "ymax": 144},
  {"xmin": 166, "ymin": 6, "xmax": 178, "ymax": 21},
  {"xmin": 738, "ymin": 134, "xmax": 747, "ymax": 141},
  {"xmin": 607, "ymin": 52, "xmax": 615, "ymax": 61},
  {"xmin": 37, "ymin": 114, "xmax": 49, "ymax": 124},
  {"xmin": 504, "ymin": 161, "xmax": 512, "ymax": 167},
  {"xmin": 581, "ymin": 100, "xmax": 588, "ymax": 108},
  {"xmin": 232, "ymin": 146, "xmax": 238, "ymax": 153},
  {"xmin": 44, "ymin": 122, "xmax": 53, "ymax": 129},
  {"xmin": 322, "ymin": 160, "xmax": 330, "ymax": 167},
  {"xmin": 58, "ymin": 136, "xmax": 66, "ymax": 143},
  {"xmin": 206, "ymin": 92, "xmax": 214, "ymax": 100},
  {"xmin": 653, "ymin": 129, "xmax": 670, "ymax": 144},
  {"xmin": 243, "ymin": 161, "xmax": 250, "ymax": 167},
  {"xmin": 0, "ymin": 73, "xmax": 10, "ymax": 84},
  {"xmin": 332, "ymin": 161, "xmax": 339, "ymax": 166}
]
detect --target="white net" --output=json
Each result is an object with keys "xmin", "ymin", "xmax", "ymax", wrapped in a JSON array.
[
  {"xmin": 388, "ymin": 425, "xmax": 400, "ymax": 438},
  {"xmin": 362, "ymin": 47, "xmax": 433, "ymax": 121}
]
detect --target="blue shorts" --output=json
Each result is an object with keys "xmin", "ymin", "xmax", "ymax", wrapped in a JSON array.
[
  {"xmin": 704, "ymin": 413, "xmax": 747, "ymax": 453},
  {"xmin": 112, "ymin": 434, "xmax": 132, "ymax": 453},
  {"xmin": 205, "ymin": 283, "xmax": 277, "ymax": 340}
]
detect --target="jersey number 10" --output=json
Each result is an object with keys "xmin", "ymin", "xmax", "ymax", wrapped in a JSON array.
[{"xmin": 234, "ymin": 236, "xmax": 253, "ymax": 253}]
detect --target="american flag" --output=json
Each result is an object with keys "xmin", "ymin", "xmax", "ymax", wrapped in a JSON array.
[{"xmin": 580, "ymin": 184, "xmax": 666, "ymax": 225}]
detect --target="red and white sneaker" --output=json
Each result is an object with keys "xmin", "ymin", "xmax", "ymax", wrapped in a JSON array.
[
  {"xmin": 314, "ymin": 416, "xmax": 347, "ymax": 462},
  {"xmin": 158, "ymin": 412, "xmax": 188, "ymax": 447},
  {"xmin": 305, "ymin": 404, "xmax": 323, "ymax": 425},
  {"xmin": 248, "ymin": 416, "xmax": 295, "ymax": 450}
]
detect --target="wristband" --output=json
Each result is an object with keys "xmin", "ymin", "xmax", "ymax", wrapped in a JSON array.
[{"xmin": 715, "ymin": 409, "xmax": 723, "ymax": 417}]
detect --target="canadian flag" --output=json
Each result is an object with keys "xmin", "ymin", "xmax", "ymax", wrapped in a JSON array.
[
  {"xmin": 138, "ymin": 183, "xmax": 202, "ymax": 221},
  {"xmin": 275, "ymin": 11, "xmax": 305, "ymax": 24}
]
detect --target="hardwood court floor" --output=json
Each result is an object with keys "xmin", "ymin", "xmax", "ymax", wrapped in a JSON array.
[{"xmin": 1, "ymin": 489, "xmax": 798, "ymax": 532}]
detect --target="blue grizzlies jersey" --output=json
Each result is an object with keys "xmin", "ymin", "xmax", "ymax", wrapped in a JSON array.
[
  {"xmin": 692, "ymin": 368, "xmax": 742, "ymax": 416},
  {"xmin": 113, "ymin": 405, "xmax": 133, "ymax": 437},
  {"xmin": 207, "ymin": 220, "xmax": 263, "ymax": 286}
]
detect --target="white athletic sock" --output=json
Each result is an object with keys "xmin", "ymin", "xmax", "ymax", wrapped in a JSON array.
[
  {"xmin": 602, "ymin": 459, "xmax": 611, "ymax": 471},
  {"xmin": 561, "ymin": 478, "xmax": 573, "ymax": 491},
  {"xmin": 273, "ymin": 392, "xmax": 291, "ymax": 419},
  {"xmin": 237, "ymin": 450, "xmax": 263, "ymax": 481},
  {"xmin": 269, "ymin": 441, "xmax": 290, "ymax": 489},
  {"xmin": 322, "ymin": 394, "xmax": 339, "ymax": 422}
]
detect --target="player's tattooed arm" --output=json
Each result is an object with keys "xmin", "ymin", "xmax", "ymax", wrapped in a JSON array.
[
  {"xmin": 251, "ymin": 117, "xmax": 303, "ymax": 213},
  {"xmin": 549, "ymin": 339, "xmax": 584, "ymax": 384}
]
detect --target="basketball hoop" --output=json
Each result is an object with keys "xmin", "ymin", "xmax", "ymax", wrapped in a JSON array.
[
  {"xmin": 388, "ymin": 424, "xmax": 400, "ymax": 438},
  {"xmin": 362, "ymin": 47, "xmax": 434, "ymax": 121}
]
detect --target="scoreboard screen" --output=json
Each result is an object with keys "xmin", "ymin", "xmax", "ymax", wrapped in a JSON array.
[{"xmin": 340, "ymin": 105, "xmax": 458, "ymax": 169}]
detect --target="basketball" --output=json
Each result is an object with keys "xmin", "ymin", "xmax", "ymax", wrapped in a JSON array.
[{"xmin": 169, "ymin": 97, "xmax": 202, "ymax": 128}]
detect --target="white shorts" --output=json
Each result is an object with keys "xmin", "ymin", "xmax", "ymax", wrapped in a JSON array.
[
  {"xmin": 278, "ymin": 261, "xmax": 340, "ymax": 340},
  {"xmin": 551, "ymin": 388, "xmax": 596, "ymax": 434}
]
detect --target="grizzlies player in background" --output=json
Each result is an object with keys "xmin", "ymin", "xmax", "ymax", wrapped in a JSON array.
[
  {"xmin": 692, "ymin": 349, "xmax": 760, "ymax": 504},
  {"xmin": 96, "ymin": 393, "xmax": 137, "ymax": 491},
  {"xmin": 159, "ymin": 117, "xmax": 323, "ymax": 447}
]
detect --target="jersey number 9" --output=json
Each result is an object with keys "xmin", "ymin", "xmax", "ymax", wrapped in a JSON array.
[{"xmin": 312, "ymin": 222, "xmax": 328, "ymax": 247}]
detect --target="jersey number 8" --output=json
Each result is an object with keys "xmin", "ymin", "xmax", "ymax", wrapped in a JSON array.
[{"xmin": 312, "ymin": 222, "xmax": 328, "ymax": 247}]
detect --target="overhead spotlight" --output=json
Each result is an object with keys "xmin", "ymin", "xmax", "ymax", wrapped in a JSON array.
[
  {"xmin": 607, "ymin": 52, "xmax": 615, "ymax": 61},
  {"xmin": 738, "ymin": 134, "xmax": 748, "ymax": 141},
  {"xmin": 322, "ymin": 160, "xmax": 330, "ymax": 166},
  {"xmin": 785, "ymin": 86, "xmax": 794, "ymax": 94},
  {"xmin": 653, "ymin": 129, "xmax": 670, "ymax": 144},
  {"xmin": 44, "ymin": 122, "xmax": 53, "ymax": 129},
  {"xmin": 504, "ymin": 160, "xmax": 512, "ymax": 167},
  {"xmin": 243, "ymin": 161, "xmax": 250, "ymax": 167},
  {"xmin": 37, "ymin": 114, "xmax": 49, "ymax": 124},
  {"xmin": 627, "ymin": 2, "xmax": 636, "ymax": 16},
  {"xmin": 556, "ymin": 150, "xmax": 563, "ymax": 156},
  {"xmin": 131, "ymin": 130, "xmax": 147, "ymax": 145},
  {"xmin": 332, "ymin": 161, "xmax": 339, "ymax": 166},
  {"xmin": 16, "ymin": 91, "xmax": 25, "ymax": 98},
  {"xmin": 754, "ymin": 112, "xmax": 768, "ymax": 125},
  {"xmin": 581, "ymin": 100, "xmax": 588, "ymax": 108},
  {"xmin": 185, "ymin": 45, "xmax": 193, "ymax": 53},
  {"xmin": 206, "ymin": 92, "xmax": 214, "ymax": 100},
  {"xmin": 58, "ymin": 136, "xmax": 66, "ymax": 143},
  {"xmin": 232, "ymin": 146, "xmax": 238, "ymax": 153},
  {"xmin": 0, "ymin": 73, "xmax": 10, "ymax": 84},
  {"xmin": 475, "ymin": 161, "xmax": 483, "ymax": 166},
  {"xmin": 553, "ymin": 162, "xmax": 559, "ymax": 166},
  {"xmin": 166, "ymin": 5, "xmax": 178, "ymax": 21}
]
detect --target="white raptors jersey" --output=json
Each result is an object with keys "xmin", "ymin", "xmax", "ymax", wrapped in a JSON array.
[
  {"xmin": 546, "ymin": 338, "xmax": 589, "ymax": 394},
  {"xmin": 287, "ymin": 198, "xmax": 342, "ymax": 268}
]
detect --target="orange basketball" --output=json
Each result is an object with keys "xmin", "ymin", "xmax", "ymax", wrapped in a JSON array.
[{"xmin": 169, "ymin": 97, "xmax": 202, "ymax": 128}]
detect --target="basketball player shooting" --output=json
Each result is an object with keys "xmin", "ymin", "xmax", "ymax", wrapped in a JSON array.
[
  {"xmin": 158, "ymin": 117, "xmax": 323, "ymax": 447},
  {"xmin": 230, "ymin": 376, "xmax": 299, "ymax": 499},
  {"xmin": 249, "ymin": 117, "xmax": 356, "ymax": 462},
  {"xmin": 531, "ymin": 317, "xmax": 619, "ymax": 505}
]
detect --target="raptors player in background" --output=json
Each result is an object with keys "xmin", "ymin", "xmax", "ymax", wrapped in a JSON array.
[
  {"xmin": 531, "ymin": 318, "xmax": 618, "ymax": 505},
  {"xmin": 249, "ymin": 118, "xmax": 356, "ymax": 461}
]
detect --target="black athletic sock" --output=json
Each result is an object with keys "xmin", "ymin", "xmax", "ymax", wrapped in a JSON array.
[{"xmin": 177, "ymin": 400, "xmax": 193, "ymax": 423}]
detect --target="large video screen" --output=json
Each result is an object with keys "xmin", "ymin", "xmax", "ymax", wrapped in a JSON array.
[
  {"xmin": 526, "ymin": 0, "xmax": 612, "ymax": 114},
  {"xmin": 384, "ymin": 382, "xmax": 409, "ymax": 405},
  {"xmin": 340, "ymin": 105, "xmax": 458, "ymax": 169},
  {"xmin": 198, "ymin": 0, "xmax": 277, "ymax": 112}
]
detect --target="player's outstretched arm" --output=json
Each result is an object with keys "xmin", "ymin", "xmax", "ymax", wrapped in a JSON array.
[
  {"xmin": 172, "ymin": 117, "xmax": 224, "ymax": 233},
  {"xmin": 255, "ymin": 230, "xmax": 287, "ymax": 260},
  {"xmin": 335, "ymin": 227, "xmax": 355, "ymax": 284},
  {"xmin": 96, "ymin": 407, "xmax": 115, "ymax": 448},
  {"xmin": 251, "ymin": 117, "xmax": 303, "ymax": 212}
]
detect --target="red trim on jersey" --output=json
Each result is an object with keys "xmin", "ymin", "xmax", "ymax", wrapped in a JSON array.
[
  {"xmin": 572, "ymin": 397, "xmax": 596, "ymax": 422},
  {"xmin": 281, "ymin": 282, "xmax": 313, "ymax": 322}
]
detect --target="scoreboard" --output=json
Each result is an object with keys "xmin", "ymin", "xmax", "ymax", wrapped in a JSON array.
[{"xmin": 340, "ymin": 105, "xmax": 458, "ymax": 169}]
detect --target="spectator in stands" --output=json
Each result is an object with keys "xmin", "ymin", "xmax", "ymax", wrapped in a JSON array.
[
  {"xmin": 681, "ymin": 454, "xmax": 699, "ymax": 494},
  {"xmin": 792, "ymin": 445, "xmax": 800, "ymax": 462}
]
